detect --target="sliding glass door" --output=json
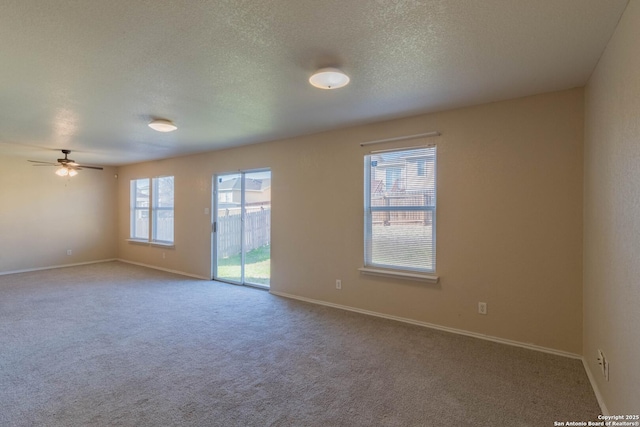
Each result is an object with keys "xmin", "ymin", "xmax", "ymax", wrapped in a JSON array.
[{"xmin": 214, "ymin": 170, "xmax": 271, "ymax": 288}]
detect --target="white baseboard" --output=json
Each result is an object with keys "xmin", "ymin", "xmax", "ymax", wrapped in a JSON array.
[
  {"xmin": 0, "ymin": 259, "xmax": 117, "ymax": 276},
  {"xmin": 116, "ymin": 259, "xmax": 210, "ymax": 280},
  {"xmin": 0, "ymin": 257, "xmax": 210, "ymax": 281},
  {"xmin": 270, "ymin": 290, "xmax": 582, "ymax": 360},
  {"xmin": 582, "ymin": 357, "xmax": 609, "ymax": 415}
]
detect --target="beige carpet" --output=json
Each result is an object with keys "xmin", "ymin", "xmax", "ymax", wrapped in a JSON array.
[{"xmin": 0, "ymin": 261, "xmax": 600, "ymax": 426}]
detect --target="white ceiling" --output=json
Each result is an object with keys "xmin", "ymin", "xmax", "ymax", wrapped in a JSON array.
[{"xmin": 0, "ymin": 0, "xmax": 629, "ymax": 166}]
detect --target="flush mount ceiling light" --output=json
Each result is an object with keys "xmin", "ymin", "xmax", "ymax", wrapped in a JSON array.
[
  {"xmin": 148, "ymin": 119, "xmax": 177, "ymax": 132},
  {"xmin": 309, "ymin": 68, "xmax": 350, "ymax": 89}
]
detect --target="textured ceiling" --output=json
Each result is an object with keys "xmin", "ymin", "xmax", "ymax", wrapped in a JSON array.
[{"xmin": 0, "ymin": 0, "xmax": 629, "ymax": 166}]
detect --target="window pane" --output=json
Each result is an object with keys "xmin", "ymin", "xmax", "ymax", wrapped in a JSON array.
[
  {"xmin": 152, "ymin": 176, "xmax": 174, "ymax": 243},
  {"xmin": 133, "ymin": 179, "xmax": 149, "ymax": 207},
  {"xmin": 133, "ymin": 208, "xmax": 149, "ymax": 240},
  {"xmin": 371, "ymin": 211, "xmax": 434, "ymax": 271},
  {"xmin": 216, "ymin": 173, "xmax": 242, "ymax": 283},
  {"xmin": 154, "ymin": 209, "xmax": 174, "ymax": 242},
  {"xmin": 130, "ymin": 179, "xmax": 149, "ymax": 239},
  {"xmin": 156, "ymin": 176, "xmax": 174, "ymax": 208},
  {"xmin": 243, "ymin": 170, "xmax": 271, "ymax": 287},
  {"xmin": 365, "ymin": 147, "xmax": 436, "ymax": 272}
]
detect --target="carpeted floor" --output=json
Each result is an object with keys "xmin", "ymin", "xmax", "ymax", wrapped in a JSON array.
[{"xmin": 0, "ymin": 261, "xmax": 600, "ymax": 426}]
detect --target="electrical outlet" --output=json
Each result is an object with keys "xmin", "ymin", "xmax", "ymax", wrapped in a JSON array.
[
  {"xmin": 336, "ymin": 279, "xmax": 342, "ymax": 290},
  {"xmin": 597, "ymin": 349, "xmax": 610, "ymax": 381},
  {"xmin": 478, "ymin": 302, "xmax": 487, "ymax": 315},
  {"xmin": 597, "ymin": 349, "xmax": 605, "ymax": 375},
  {"xmin": 66, "ymin": 249, "xmax": 72, "ymax": 256},
  {"xmin": 162, "ymin": 252, "xmax": 166, "ymax": 259}
]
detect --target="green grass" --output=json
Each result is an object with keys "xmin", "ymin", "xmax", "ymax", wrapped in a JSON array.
[{"xmin": 217, "ymin": 245, "xmax": 270, "ymax": 286}]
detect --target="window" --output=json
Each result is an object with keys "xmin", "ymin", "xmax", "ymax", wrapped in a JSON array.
[
  {"xmin": 152, "ymin": 176, "xmax": 174, "ymax": 243},
  {"xmin": 130, "ymin": 178, "xmax": 150, "ymax": 240},
  {"xmin": 364, "ymin": 147, "xmax": 436, "ymax": 273},
  {"xmin": 130, "ymin": 176, "xmax": 174, "ymax": 244},
  {"xmin": 385, "ymin": 167, "xmax": 402, "ymax": 190}
]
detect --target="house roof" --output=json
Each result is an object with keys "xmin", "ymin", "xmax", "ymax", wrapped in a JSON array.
[{"xmin": 218, "ymin": 178, "xmax": 271, "ymax": 192}]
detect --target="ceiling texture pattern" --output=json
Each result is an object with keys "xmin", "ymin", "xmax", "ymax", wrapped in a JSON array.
[{"xmin": 0, "ymin": 0, "xmax": 629, "ymax": 165}]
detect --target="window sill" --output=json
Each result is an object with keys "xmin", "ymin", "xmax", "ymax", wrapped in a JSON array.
[
  {"xmin": 126, "ymin": 239, "xmax": 175, "ymax": 249},
  {"xmin": 358, "ymin": 267, "xmax": 439, "ymax": 283},
  {"xmin": 151, "ymin": 242, "xmax": 175, "ymax": 248},
  {"xmin": 127, "ymin": 239, "xmax": 149, "ymax": 245}
]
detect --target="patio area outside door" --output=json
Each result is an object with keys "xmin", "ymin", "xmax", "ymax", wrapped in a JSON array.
[{"xmin": 214, "ymin": 170, "xmax": 271, "ymax": 288}]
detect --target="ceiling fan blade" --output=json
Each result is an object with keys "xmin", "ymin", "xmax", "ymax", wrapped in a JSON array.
[
  {"xmin": 28, "ymin": 151, "xmax": 104, "ymax": 172},
  {"xmin": 28, "ymin": 160, "xmax": 57, "ymax": 165}
]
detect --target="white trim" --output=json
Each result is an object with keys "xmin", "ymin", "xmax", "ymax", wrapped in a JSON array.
[
  {"xmin": 0, "ymin": 259, "xmax": 117, "ymax": 276},
  {"xmin": 582, "ymin": 357, "xmax": 610, "ymax": 415},
  {"xmin": 360, "ymin": 131, "xmax": 441, "ymax": 147},
  {"xmin": 126, "ymin": 239, "xmax": 175, "ymax": 248},
  {"xmin": 269, "ymin": 290, "xmax": 582, "ymax": 360},
  {"xmin": 116, "ymin": 259, "xmax": 210, "ymax": 280},
  {"xmin": 150, "ymin": 242, "xmax": 175, "ymax": 248},
  {"xmin": 358, "ymin": 267, "xmax": 439, "ymax": 283},
  {"xmin": 126, "ymin": 239, "xmax": 149, "ymax": 245}
]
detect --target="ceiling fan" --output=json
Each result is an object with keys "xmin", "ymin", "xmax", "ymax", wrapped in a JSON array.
[{"xmin": 28, "ymin": 149, "xmax": 104, "ymax": 177}]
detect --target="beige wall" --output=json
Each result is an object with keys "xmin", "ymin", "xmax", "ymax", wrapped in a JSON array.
[
  {"xmin": 118, "ymin": 88, "xmax": 584, "ymax": 354},
  {"xmin": 0, "ymin": 158, "xmax": 118, "ymax": 273},
  {"xmin": 584, "ymin": 1, "xmax": 640, "ymax": 414}
]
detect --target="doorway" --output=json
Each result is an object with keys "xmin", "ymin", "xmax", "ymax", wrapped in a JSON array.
[{"xmin": 213, "ymin": 170, "xmax": 271, "ymax": 288}]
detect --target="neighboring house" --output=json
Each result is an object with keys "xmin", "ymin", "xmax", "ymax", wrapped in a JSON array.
[
  {"xmin": 218, "ymin": 178, "xmax": 271, "ymax": 208},
  {"xmin": 369, "ymin": 150, "xmax": 436, "ymax": 226},
  {"xmin": 370, "ymin": 151, "xmax": 435, "ymax": 197}
]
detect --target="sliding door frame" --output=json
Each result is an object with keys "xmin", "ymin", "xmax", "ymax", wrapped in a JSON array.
[{"xmin": 212, "ymin": 168, "xmax": 270, "ymax": 289}]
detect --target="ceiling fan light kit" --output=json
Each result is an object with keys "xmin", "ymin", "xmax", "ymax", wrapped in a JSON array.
[
  {"xmin": 309, "ymin": 68, "xmax": 350, "ymax": 89},
  {"xmin": 28, "ymin": 149, "xmax": 104, "ymax": 177},
  {"xmin": 55, "ymin": 167, "xmax": 69, "ymax": 177},
  {"xmin": 148, "ymin": 119, "xmax": 178, "ymax": 132},
  {"xmin": 55, "ymin": 167, "xmax": 78, "ymax": 177}
]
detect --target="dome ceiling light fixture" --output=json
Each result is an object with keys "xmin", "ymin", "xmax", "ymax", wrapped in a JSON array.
[
  {"xmin": 309, "ymin": 68, "xmax": 350, "ymax": 90},
  {"xmin": 148, "ymin": 119, "xmax": 178, "ymax": 132}
]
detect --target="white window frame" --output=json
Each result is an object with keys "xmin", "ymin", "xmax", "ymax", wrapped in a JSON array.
[
  {"xmin": 362, "ymin": 146, "xmax": 437, "ymax": 280},
  {"xmin": 151, "ymin": 176, "xmax": 174, "ymax": 244},
  {"xmin": 130, "ymin": 178, "xmax": 150, "ymax": 240},
  {"xmin": 129, "ymin": 176, "xmax": 175, "ymax": 246}
]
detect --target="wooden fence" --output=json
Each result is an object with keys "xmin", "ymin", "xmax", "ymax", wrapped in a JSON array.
[
  {"xmin": 134, "ymin": 217, "xmax": 174, "ymax": 242},
  {"xmin": 371, "ymin": 192, "xmax": 434, "ymax": 226},
  {"xmin": 217, "ymin": 207, "xmax": 271, "ymax": 258}
]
